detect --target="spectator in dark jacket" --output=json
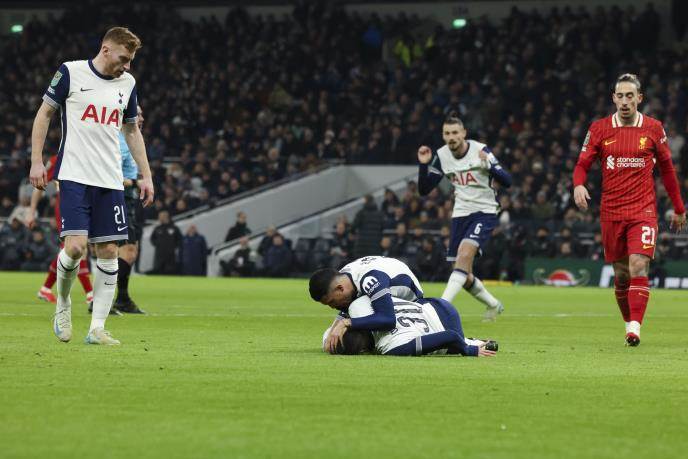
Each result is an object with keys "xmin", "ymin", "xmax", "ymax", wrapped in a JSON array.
[
  {"xmin": 258, "ymin": 226, "xmax": 278, "ymax": 257},
  {"xmin": 529, "ymin": 227, "xmax": 556, "ymax": 258},
  {"xmin": 0, "ymin": 196, "xmax": 14, "ymax": 217},
  {"xmin": 150, "ymin": 210, "xmax": 182, "ymax": 274},
  {"xmin": 181, "ymin": 225, "xmax": 208, "ymax": 276},
  {"xmin": 0, "ymin": 217, "xmax": 28, "ymax": 270},
  {"xmin": 223, "ymin": 236, "xmax": 255, "ymax": 277},
  {"xmin": 225, "ymin": 211, "xmax": 251, "ymax": 242},
  {"xmin": 392, "ymin": 222, "xmax": 410, "ymax": 256},
  {"xmin": 21, "ymin": 229, "xmax": 56, "ymax": 271},
  {"xmin": 379, "ymin": 236, "xmax": 394, "ymax": 257},
  {"xmin": 384, "ymin": 206, "xmax": 408, "ymax": 230},
  {"xmin": 381, "ymin": 188, "xmax": 400, "ymax": 218},
  {"xmin": 263, "ymin": 234, "xmax": 293, "ymax": 277},
  {"xmin": 415, "ymin": 236, "xmax": 444, "ymax": 281},
  {"xmin": 329, "ymin": 221, "xmax": 353, "ymax": 269}
]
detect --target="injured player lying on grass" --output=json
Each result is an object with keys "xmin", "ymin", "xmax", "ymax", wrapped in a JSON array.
[{"xmin": 322, "ymin": 295, "xmax": 498, "ymax": 357}]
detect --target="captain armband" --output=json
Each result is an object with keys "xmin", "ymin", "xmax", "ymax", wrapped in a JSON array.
[{"xmin": 486, "ymin": 152, "xmax": 500, "ymax": 167}]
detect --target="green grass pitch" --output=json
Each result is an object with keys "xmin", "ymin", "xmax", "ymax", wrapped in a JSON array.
[{"xmin": 1, "ymin": 272, "xmax": 688, "ymax": 459}]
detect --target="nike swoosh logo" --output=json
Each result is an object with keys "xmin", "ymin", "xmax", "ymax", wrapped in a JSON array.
[
  {"xmin": 604, "ymin": 139, "xmax": 616, "ymax": 145},
  {"xmin": 642, "ymin": 244, "xmax": 654, "ymax": 249},
  {"xmin": 104, "ymin": 282, "xmax": 116, "ymax": 286},
  {"xmin": 80, "ymin": 88, "xmax": 93, "ymax": 92},
  {"xmin": 117, "ymin": 226, "xmax": 128, "ymax": 231}
]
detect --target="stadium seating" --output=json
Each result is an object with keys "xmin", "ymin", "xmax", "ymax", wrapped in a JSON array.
[{"xmin": 1, "ymin": 2, "xmax": 688, "ymax": 278}]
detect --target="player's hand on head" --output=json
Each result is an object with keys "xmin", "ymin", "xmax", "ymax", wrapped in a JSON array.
[
  {"xmin": 670, "ymin": 212, "xmax": 686, "ymax": 233},
  {"xmin": 29, "ymin": 163, "xmax": 47, "ymax": 190},
  {"xmin": 326, "ymin": 319, "xmax": 348, "ymax": 354},
  {"xmin": 139, "ymin": 178, "xmax": 155, "ymax": 207},
  {"xmin": 573, "ymin": 185, "xmax": 590, "ymax": 211},
  {"xmin": 417, "ymin": 146, "xmax": 432, "ymax": 164}
]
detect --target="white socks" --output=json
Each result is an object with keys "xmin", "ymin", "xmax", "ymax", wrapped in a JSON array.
[
  {"xmin": 467, "ymin": 277, "xmax": 500, "ymax": 309},
  {"xmin": 90, "ymin": 258, "xmax": 118, "ymax": 331},
  {"xmin": 56, "ymin": 249, "xmax": 80, "ymax": 312},
  {"xmin": 442, "ymin": 269, "xmax": 501, "ymax": 308},
  {"xmin": 627, "ymin": 320, "xmax": 641, "ymax": 336},
  {"xmin": 441, "ymin": 270, "xmax": 468, "ymax": 302}
]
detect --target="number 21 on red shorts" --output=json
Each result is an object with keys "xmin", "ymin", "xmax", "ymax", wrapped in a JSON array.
[{"xmin": 601, "ymin": 219, "xmax": 657, "ymax": 262}]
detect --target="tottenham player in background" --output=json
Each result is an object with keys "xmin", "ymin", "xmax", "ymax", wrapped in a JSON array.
[
  {"xmin": 573, "ymin": 73, "xmax": 685, "ymax": 346},
  {"xmin": 417, "ymin": 112, "xmax": 512, "ymax": 321},
  {"xmin": 310, "ymin": 256, "xmax": 424, "ymax": 354},
  {"xmin": 29, "ymin": 27, "xmax": 154, "ymax": 345}
]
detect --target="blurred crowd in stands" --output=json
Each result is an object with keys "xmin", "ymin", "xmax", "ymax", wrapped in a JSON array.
[{"xmin": 2, "ymin": 1, "xmax": 688, "ymax": 278}]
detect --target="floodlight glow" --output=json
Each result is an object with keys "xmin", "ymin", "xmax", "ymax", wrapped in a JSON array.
[{"xmin": 452, "ymin": 18, "xmax": 467, "ymax": 29}]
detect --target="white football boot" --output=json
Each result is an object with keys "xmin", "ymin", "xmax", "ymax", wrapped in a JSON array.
[
  {"xmin": 85, "ymin": 328, "xmax": 121, "ymax": 346},
  {"xmin": 53, "ymin": 307, "xmax": 72, "ymax": 342},
  {"xmin": 483, "ymin": 301, "xmax": 504, "ymax": 322}
]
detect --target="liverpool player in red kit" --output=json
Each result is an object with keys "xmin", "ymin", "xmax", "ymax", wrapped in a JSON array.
[{"xmin": 573, "ymin": 73, "xmax": 686, "ymax": 346}]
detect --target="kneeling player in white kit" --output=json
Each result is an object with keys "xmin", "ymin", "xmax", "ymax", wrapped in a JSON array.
[
  {"xmin": 322, "ymin": 296, "xmax": 497, "ymax": 357},
  {"xmin": 310, "ymin": 256, "xmax": 425, "ymax": 354},
  {"xmin": 417, "ymin": 112, "xmax": 512, "ymax": 321}
]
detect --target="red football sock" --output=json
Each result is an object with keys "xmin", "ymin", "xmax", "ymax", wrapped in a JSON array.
[
  {"xmin": 614, "ymin": 279, "xmax": 630, "ymax": 322},
  {"xmin": 44, "ymin": 257, "xmax": 58, "ymax": 289},
  {"xmin": 78, "ymin": 259, "xmax": 93, "ymax": 294},
  {"xmin": 628, "ymin": 276, "xmax": 650, "ymax": 324}
]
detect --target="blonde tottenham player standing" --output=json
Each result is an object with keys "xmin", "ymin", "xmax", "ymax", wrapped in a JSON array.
[
  {"xmin": 417, "ymin": 112, "xmax": 512, "ymax": 321},
  {"xmin": 29, "ymin": 27, "xmax": 154, "ymax": 345}
]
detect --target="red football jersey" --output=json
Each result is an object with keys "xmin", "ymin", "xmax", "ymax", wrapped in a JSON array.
[
  {"xmin": 46, "ymin": 155, "xmax": 58, "ymax": 182},
  {"xmin": 574, "ymin": 112, "xmax": 685, "ymax": 221},
  {"xmin": 45, "ymin": 155, "xmax": 61, "ymax": 230}
]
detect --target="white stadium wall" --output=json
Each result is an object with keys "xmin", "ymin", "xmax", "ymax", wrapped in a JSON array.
[{"xmin": 138, "ymin": 165, "xmax": 415, "ymax": 274}]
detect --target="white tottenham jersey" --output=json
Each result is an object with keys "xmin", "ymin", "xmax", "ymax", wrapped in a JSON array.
[
  {"xmin": 433, "ymin": 140, "xmax": 499, "ymax": 217},
  {"xmin": 339, "ymin": 256, "xmax": 423, "ymax": 301},
  {"xmin": 43, "ymin": 60, "xmax": 138, "ymax": 190},
  {"xmin": 348, "ymin": 296, "xmax": 445, "ymax": 355}
]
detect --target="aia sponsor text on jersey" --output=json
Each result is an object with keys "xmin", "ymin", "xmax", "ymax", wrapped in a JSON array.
[{"xmin": 81, "ymin": 105, "xmax": 121, "ymax": 127}]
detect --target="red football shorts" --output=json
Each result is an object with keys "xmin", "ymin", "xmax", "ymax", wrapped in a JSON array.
[{"xmin": 600, "ymin": 219, "xmax": 658, "ymax": 262}]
